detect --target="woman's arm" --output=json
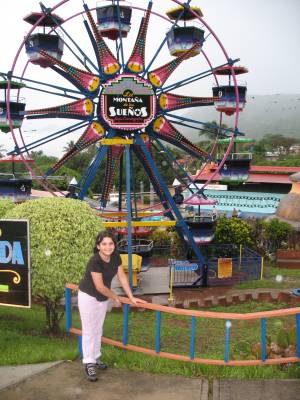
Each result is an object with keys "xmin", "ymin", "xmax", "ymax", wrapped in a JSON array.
[
  {"xmin": 91, "ymin": 271, "xmax": 120, "ymax": 305},
  {"xmin": 117, "ymin": 265, "xmax": 147, "ymax": 305},
  {"xmin": 117, "ymin": 265, "xmax": 134, "ymax": 300}
]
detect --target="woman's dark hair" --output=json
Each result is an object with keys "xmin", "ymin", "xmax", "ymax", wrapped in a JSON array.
[{"xmin": 93, "ymin": 229, "xmax": 118, "ymax": 254}]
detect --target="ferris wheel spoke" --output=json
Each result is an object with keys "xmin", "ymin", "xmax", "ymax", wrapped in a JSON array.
[
  {"xmin": 142, "ymin": 0, "xmax": 193, "ymax": 76},
  {"xmin": 125, "ymin": 1, "xmax": 152, "ymax": 74},
  {"xmin": 167, "ymin": 118, "xmax": 208, "ymax": 133},
  {"xmin": 133, "ymin": 137, "xmax": 163, "ymax": 194},
  {"xmin": 77, "ymin": 129, "xmax": 117, "ymax": 199},
  {"xmin": 45, "ymin": 122, "xmax": 105, "ymax": 176},
  {"xmin": 135, "ymin": 136, "xmax": 211, "ymax": 262},
  {"xmin": 157, "ymin": 60, "xmax": 227, "ymax": 93},
  {"xmin": 151, "ymin": 138, "xmax": 194, "ymax": 190},
  {"xmin": 158, "ymin": 92, "xmax": 217, "ymax": 112},
  {"xmin": 164, "ymin": 112, "xmax": 234, "ymax": 136},
  {"xmin": 37, "ymin": 51, "xmax": 100, "ymax": 97},
  {"xmin": 100, "ymin": 144, "xmax": 124, "ymax": 207},
  {"xmin": 0, "ymin": 71, "xmax": 82, "ymax": 100},
  {"xmin": 35, "ymin": 2, "xmax": 95, "ymax": 73},
  {"xmin": 132, "ymin": 144, "xmax": 172, "ymax": 218},
  {"xmin": 24, "ymin": 98, "xmax": 94, "ymax": 120},
  {"xmin": 8, "ymin": 120, "xmax": 90, "ymax": 155},
  {"xmin": 83, "ymin": 4, "xmax": 121, "ymax": 77},
  {"xmin": 179, "ymin": 114, "xmax": 245, "ymax": 138},
  {"xmin": 56, "ymin": 20, "xmax": 98, "ymax": 74},
  {"xmin": 113, "ymin": 0, "xmax": 127, "ymax": 69},
  {"xmin": 147, "ymin": 42, "xmax": 200, "ymax": 89},
  {"xmin": 150, "ymin": 116, "xmax": 208, "ymax": 158},
  {"xmin": 157, "ymin": 58, "xmax": 239, "ymax": 93}
]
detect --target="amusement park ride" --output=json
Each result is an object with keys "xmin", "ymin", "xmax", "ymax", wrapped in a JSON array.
[{"xmin": 0, "ymin": 0, "xmax": 248, "ymax": 287}]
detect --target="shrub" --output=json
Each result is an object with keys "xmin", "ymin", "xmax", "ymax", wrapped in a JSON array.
[
  {"xmin": 214, "ymin": 216, "xmax": 253, "ymax": 246},
  {"xmin": 0, "ymin": 198, "xmax": 15, "ymax": 218},
  {"xmin": 5, "ymin": 197, "xmax": 103, "ymax": 333},
  {"xmin": 260, "ymin": 218, "xmax": 293, "ymax": 253},
  {"xmin": 149, "ymin": 228, "xmax": 172, "ymax": 247}
]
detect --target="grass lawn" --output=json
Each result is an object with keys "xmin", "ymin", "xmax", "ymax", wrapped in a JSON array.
[
  {"xmin": 0, "ymin": 304, "xmax": 78, "ymax": 365},
  {"xmin": 234, "ymin": 262, "xmax": 300, "ymax": 290},
  {"xmin": 1, "ymin": 297, "xmax": 300, "ymax": 380}
]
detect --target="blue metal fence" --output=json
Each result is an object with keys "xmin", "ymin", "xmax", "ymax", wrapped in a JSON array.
[{"xmin": 170, "ymin": 245, "xmax": 262, "ymax": 288}]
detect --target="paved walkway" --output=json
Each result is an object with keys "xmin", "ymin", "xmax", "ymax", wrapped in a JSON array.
[
  {"xmin": 0, "ymin": 360, "xmax": 208, "ymax": 400},
  {"xmin": 0, "ymin": 361, "xmax": 299, "ymax": 400}
]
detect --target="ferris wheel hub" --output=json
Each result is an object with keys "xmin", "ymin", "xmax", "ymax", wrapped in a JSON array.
[{"xmin": 100, "ymin": 74, "xmax": 157, "ymax": 131}]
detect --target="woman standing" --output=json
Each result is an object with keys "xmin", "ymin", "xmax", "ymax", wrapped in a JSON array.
[{"xmin": 78, "ymin": 230, "xmax": 146, "ymax": 381}]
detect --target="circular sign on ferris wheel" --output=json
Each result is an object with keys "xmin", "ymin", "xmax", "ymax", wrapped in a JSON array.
[{"xmin": 100, "ymin": 74, "xmax": 157, "ymax": 131}]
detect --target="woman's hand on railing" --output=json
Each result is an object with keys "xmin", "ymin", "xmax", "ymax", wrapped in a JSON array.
[{"xmin": 129, "ymin": 296, "xmax": 147, "ymax": 306}]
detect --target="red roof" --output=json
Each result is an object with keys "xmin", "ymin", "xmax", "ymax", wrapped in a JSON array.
[
  {"xmin": 247, "ymin": 173, "xmax": 292, "ymax": 184},
  {"xmin": 192, "ymin": 172, "xmax": 292, "ymax": 185},
  {"xmin": 0, "ymin": 156, "xmax": 34, "ymax": 163},
  {"xmin": 191, "ymin": 164, "xmax": 299, "ymax": 185},
  {"xmin": 250, "ymin": 165, "xmax": 300, "ymax": 174}
]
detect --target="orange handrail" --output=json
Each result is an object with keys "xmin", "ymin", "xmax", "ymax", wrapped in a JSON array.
[
  {"xmin": 65, "ymin": 283, "xmax": 300, "ymax": 320},
  {"xmin": 65, "ymin": 284, "xmax": 300, "ymax": 366}
]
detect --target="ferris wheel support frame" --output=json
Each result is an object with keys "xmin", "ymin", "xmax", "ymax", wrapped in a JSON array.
[{"xmin": 3, "ymin": 0, "xmax": 245, "ymax": 290}]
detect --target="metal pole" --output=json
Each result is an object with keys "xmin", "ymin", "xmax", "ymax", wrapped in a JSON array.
[
  {"xmin": 123, "ymin": 303, "xmax": 129, "ymax": 345},
  {"xmin": 168, "ymin": 265, "xmax": 173, "ymax": 302},
  {"xmin": 190, "ymin": 316, "xmax": 196, "ymax": 360},
  {"xmin": 224, "ymin": 320, "xmax": 231, "ymax": 363},
  {"xmin": 64, "ymin": 287, "xmax": 72, "ymax": 332},
  {"xmin": 140, "ymin": 181, "xmax": 144, "ymax": 205},
  {"xmin": 125, "ymin": 145, "xmax": 133, "ymax": 289},
  {"xmin": 239, "ymin": 244, "xmax": 242, "ymax": 269},
  {"xmin": 260, "ymin": 256, "xmax": 264, "ymax": 280}
]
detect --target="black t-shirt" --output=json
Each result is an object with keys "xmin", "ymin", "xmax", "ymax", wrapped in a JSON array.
[{"xmin": 79, "ymin": 251, "xmax": 122, "ymax": 302}]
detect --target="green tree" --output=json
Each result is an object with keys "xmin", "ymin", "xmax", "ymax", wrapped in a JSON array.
[
  {"xmin": 260, "ymin": 218, "xmax": 293, "ymax": 253},
  {"xmin": 198, "ymin": 121, "xmax": 228, "ymax": 141},
  {"xmin": 5, "ymin": 198, "xmax": 103, "ymax": 333},
  {"xmin": 255, "ymin": 134, "xmax": 299, "ymax": 155},
  {"xmin": 214, "ymin": 216, "xmax": 253, "ymax": 246},
  {"xmin": 63, "ymin": 140, "xmax": 76, "ymax": 153},
  {"xmin": 29, "ymin": 150, "xmax": 57, "ymax": 166}
]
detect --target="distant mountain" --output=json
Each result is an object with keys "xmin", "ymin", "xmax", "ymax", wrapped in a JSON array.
[{"xmin": 181, "ymin": 94, "xmax": 300, "ymax": 142}]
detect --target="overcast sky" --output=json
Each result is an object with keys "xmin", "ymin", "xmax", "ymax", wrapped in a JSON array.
[
  {"xmin": 0, "ymin": 0, "xmax": 299, "ymax": 156},
  {"xmin": 1, "ymin": 0, "xmax": 299, "ymax": 94}
]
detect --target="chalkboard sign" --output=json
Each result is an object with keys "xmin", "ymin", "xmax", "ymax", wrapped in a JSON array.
[{"xmin": 0, "ymin": 220, "xmax": 30, "ymax": 307}]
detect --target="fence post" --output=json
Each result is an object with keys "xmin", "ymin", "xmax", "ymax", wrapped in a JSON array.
[
  {"xmin": 190, "ymin": 316, "xmax": 196, "ymax": 359},
  {"xmin": 261, "ymin": 318, "xmax": 267, "ymax": 362},
  {"xmin": 168, "ymin": 264, "xmax": 173, "ymax": 302},
  {"xmin": 239, "ymin": 244, "xmax": 242, "ymax": 268},
  {"xmin": 224, "ymin": 320, "xmax": 231, "ymax": 363},
  {"xmin": 296, "ymin": 313, "xmax": 300, "ymax": 358},
  {"xmin": 156, "ymin": 311, "xmax": 161, "ymax": 353},
  {"xmin": 123, "ymin": 304, "xmax": 129, "ymax": 345},
  {"xmin": 78, "ymin": 335, "xmax": 83, "ymax": 358},
  {"xmin": 65, "ymin": 287, "xmax": 72, "ymax": 332},
  {"xmin": 260, "ymin": 256, "xmax": 264, "ymax": 280},
  {"xmin": 202, "ymin": 264, "xmax": 208, "ymax": 287}
]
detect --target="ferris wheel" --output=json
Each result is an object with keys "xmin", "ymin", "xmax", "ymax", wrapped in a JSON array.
[{"xmin": 1, "ymin": 0, "xmax": 248, "ymax": 274}]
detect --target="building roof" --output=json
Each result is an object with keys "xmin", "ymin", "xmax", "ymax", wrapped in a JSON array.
[
  {"xmin": 191, "ymin": 165, "xmax": 300, "ymax": 185},
  {"xmin": 250, "ymin": 165, "xmax": 300, "ymax": 174},
  {"xmin": 247, "ymin": 173, "xmax": 291, "ymax": 184}
]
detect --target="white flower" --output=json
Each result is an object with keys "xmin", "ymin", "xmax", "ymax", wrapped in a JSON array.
[{"xmin": 45, "ymin": 249, "xmax": 51, "ymax": 257}]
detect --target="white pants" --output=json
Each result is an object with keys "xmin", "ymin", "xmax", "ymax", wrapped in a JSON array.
[{"xmin": 78, "ymin": 290, "xmax": 108, "ymax": 364}]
